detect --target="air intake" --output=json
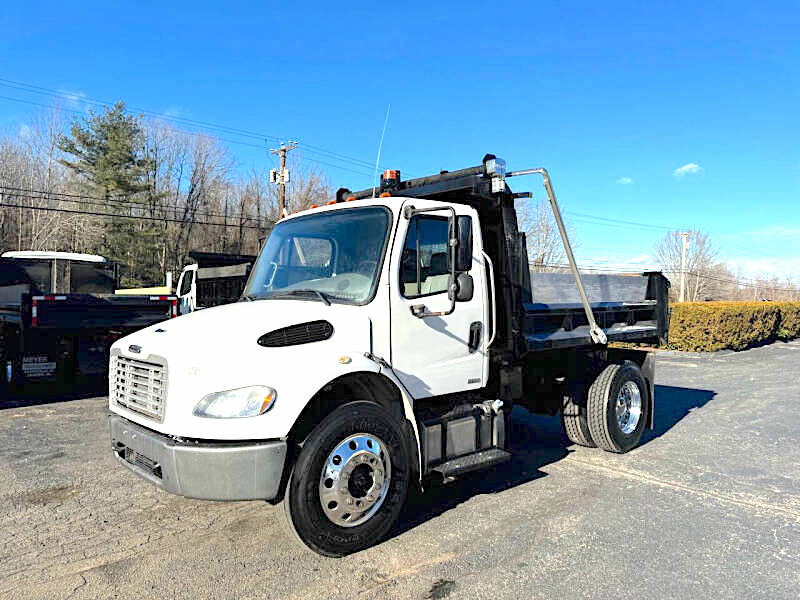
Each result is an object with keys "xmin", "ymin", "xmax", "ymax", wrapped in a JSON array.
[{"xmin": 258, "ymin": 320, "xmax": 334, "ymax": 347}]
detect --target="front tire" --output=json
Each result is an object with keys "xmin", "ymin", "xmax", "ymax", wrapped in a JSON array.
[
  {"xmin": 587, "ymin": 362, "xmax": 648, "ymax": 453},
  {"xmin": 279, "ymin": 401, "xmax": 410, "ymax": 557}
]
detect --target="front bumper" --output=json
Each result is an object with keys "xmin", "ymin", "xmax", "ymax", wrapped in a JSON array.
[{"xmin": 108, "ymin": 414, "xmax": 287, "ymax": 501}]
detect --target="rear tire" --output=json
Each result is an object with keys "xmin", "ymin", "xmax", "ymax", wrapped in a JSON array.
[
  {"xmin": 587, "ymin": 361, "xmax": 647, "ymax": 453},
  {"xmin": 279, "ymin": 401, "xmax": 410, "ymax": 557},
  {"xmin": 561, "ymin": 391, "xmax": 595, "ymax": 447}
]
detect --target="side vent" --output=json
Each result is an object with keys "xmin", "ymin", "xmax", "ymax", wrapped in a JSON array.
[{"xmin": 258, "ymin": 320, "xmax": 334, "ymax": 347}]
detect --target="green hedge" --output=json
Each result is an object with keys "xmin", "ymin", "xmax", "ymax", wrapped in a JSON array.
[{"xmin": 667, "ymin": 301, "xmax": 800, "ymax": 352}]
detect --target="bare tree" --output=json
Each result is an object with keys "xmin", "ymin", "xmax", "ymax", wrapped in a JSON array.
[
  {"xmin": 286, "ymin": 165, "xmax": 331, "ymax": 214},
  {"xmin": 517, "ymin": 198, "xmax": 573, "ymax": 272},
  {"xmin": 0, "ymin": 109, "xmax": 104, "ymax": 254},
  {"xmin": 655, "ymin": 229, "xmax": 719, "ymax": 301}
]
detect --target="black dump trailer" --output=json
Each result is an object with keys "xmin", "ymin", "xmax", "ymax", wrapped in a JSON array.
[{"xmin": 0, "ymin": 253, "xmax": 177, "ymax": 394}]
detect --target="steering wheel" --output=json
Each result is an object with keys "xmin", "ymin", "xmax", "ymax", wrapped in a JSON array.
[{"xmin": 356, "ymin": 260, "xmax": 378, "ymax": 275}]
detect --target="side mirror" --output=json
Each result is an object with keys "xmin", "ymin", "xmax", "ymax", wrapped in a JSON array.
[
  {"xmin": 449, "ymin": 273, "xmax": 474, "ymax": 302},
  {"xmin": 454, "ymin": 216, "xmax": 473, "ymax": 272}
]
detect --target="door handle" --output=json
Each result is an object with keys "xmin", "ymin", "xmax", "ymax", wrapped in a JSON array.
[{"xmin": 468, "ymin": 322, "xmax": 482, "ymax": 353}]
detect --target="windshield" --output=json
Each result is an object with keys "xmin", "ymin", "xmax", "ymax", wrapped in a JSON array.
[{"xmin": 243, "ymin": 206, "xmax": 391, "ymax": 304}]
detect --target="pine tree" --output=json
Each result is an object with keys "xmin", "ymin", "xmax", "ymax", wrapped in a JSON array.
[{"xmin": 57, "ymin": 102, "xmax": 159, "ymax": 285}]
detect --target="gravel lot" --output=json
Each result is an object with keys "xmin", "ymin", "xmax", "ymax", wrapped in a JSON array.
[{"xmin": 1, "ymin": 341, "xmax": 799, "ymax": 599}]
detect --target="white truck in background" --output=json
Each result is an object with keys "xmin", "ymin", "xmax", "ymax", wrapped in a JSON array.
[
  {"xmin": 174, "ymin": 251, "xmax": 256, "ymax": 315},
  {"xmin": 107, "ymin": 156, "xmax": 669, "ymax": 556}
]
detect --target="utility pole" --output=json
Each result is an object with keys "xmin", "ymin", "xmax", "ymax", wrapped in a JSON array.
[
  {"xmin": 679, "ymin": 232, "xmax": 690, "ymax": 303},
  {"xmin": 269, "ymin": 141, "xmax": 297, "ymax": 219}
]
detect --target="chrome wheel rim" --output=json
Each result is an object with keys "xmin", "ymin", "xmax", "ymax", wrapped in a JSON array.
[
  {"xmin": 616, "ymin": 381, "xmax": 642, "ymax": 434},
  {"xmin": 319, "ymin": 433, "xmax": 391, "ymax": 528}
]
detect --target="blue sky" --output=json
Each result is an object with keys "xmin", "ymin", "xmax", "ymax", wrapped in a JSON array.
[{"xmin": 2, "ymin": 1, "xmax": 799, "ymax": 279}]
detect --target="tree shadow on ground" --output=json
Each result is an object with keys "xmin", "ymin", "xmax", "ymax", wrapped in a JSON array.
[{"xmin": 390, "ymin": 383, "xmax": 716, "ymax": 540}]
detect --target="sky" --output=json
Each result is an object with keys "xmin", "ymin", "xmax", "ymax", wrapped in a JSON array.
[{"xmin": 1, "ymin": 1, "xmax": 799, "ymax": 280}]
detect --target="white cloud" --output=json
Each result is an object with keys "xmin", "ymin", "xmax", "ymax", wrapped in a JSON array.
[
  {"xmin": 580, "ymin": 253, "xmax": 660, "ymax": 272},
  {"xmin": 59, "ymin": 89, "xmax": 88, "ymax": 109},
  {"xmin": 616, "ymin": 177, "xmax": 633, "ymax": 185},
  {"xmin": 673, "ymin": 162, "xmax": 702, "ymax": 178},
  {"xmin": 626, "ymin": 253, "xmax": 654, "ymax": 264},
  {"xmin": 18, "ymin": 124, "xmax": 31, "ymax": 140},
  {"xmin": 749, "ymin": 225, "xmax": 800, "ymax": 238},
  {"xmin": 718, "ymin": 257, "xmax": 799, "ymax": 281}
]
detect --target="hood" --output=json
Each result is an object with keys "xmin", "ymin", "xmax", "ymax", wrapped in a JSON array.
[
  {"xmin": 117, "ymin": 298, "xmax": 363, "ymax": 358},
  {"xmin": 110, "ymin": 297, "xmax": 375, "ymax": 439}
]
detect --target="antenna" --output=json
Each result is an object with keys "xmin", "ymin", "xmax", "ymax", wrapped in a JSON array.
[{"xmin": 371, "ymin": 104, "xmax": 391, "ymax": 199}]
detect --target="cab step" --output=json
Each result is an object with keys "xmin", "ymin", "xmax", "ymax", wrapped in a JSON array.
[{"xmin": 430, "ymin": 448, "xmax": 511, "ymax": 478}]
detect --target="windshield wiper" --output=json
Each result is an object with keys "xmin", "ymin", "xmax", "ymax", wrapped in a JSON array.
[{"xmin": 271, "ymin": 289, "xmax": 331, "ymax": 306}]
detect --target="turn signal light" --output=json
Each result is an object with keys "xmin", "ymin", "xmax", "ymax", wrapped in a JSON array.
[
  {"xmin": 380, "ymin": 192, "xmax": 391, "ymax": 197},
  {"xmin": 326, "ymin": 200, "xmax": 336, "ymax": 205}
]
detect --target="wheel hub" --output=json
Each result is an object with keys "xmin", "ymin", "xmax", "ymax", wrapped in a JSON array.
[
  {"xmin": 616, "ymin": 381, "xmax": 642, "ymax": 434},
  {"xmin": 319, "ymin": 433, "xmax": 391, "ymax": 528}
]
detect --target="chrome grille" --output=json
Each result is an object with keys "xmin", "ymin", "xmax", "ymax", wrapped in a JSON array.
[{"xmin": 111, "ymin": 355, "xmax": 167, "ymax": 422}]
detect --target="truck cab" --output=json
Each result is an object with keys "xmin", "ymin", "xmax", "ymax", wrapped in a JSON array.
[{"xmin": 108, "ymin": 156, "xmax": 668, "ymax": 557}]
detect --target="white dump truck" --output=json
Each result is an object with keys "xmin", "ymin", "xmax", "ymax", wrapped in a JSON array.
[{"xmin": 108, "ymin": 156, "xmax": 669, "ymax": 556}]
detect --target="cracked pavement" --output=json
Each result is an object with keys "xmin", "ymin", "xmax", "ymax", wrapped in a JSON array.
[{"xmin": 1, "ymin": 340, "xmax": 799, "ymax": 599}]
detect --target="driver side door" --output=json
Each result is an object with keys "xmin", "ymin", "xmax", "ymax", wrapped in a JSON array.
[{"xmin": 389, "ymin": 199, "xmax": 487, "ymax": 398}]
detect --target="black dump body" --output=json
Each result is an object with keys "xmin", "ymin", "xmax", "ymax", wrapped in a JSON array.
[
  {"xmin": 524, "ymin": 272, "xmax": 670, "ymax": 350},
  {"xmin": 189, "ymin": 251, "xmax": 256, "ymax": 308},
  {"xmin": 188, "ymin": 251, "xmax": 257, "ymax": 268}
]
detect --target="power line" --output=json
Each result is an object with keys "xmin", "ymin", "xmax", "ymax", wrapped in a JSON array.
[
  {"xmin": 4, "ymin": 203, "xmax": 796, "ymax": 292},
  {"xmin": 565, "ymin": 210, "xmax": 800, "ymax": 270},
  {"xmin": 0, "ymin": 78, "xmax": 384, "ymax": 176},
  {"xmin": 0, "ymin": 200, "xmax": 268, "ymax": 230},
  {"xmin": 0, "ymin": 91, "xmax": 377, "ymax": 181},
  {"xmin": 566, "ymin": 211, "xmax": 676, "ymax": 232},
  {"xmin": 0, "ymin": 185, "xmax": 272, "ymax": 224}
]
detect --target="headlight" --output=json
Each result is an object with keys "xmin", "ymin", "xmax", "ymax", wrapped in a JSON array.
[{"xmin": 193, "ymin": 386, "xmax": 276, "ymax": 419}]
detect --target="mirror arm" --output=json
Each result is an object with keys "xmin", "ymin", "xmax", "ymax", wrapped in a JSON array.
[{"xmin": 405, "ymin": 204, "xmax": 458, "ymax": 318}]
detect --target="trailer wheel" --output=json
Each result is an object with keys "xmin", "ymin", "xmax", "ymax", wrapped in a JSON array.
[
  {"xmin": 587, "ymin": 361, "xmax": 647, "ymax": 453},
  {"xmin": 279, "ymin": 401, "xmax": 410, "ymax": 557},
  {"xmin": 561, "ymin": 391, "xmax": 595, "ymax": 447}
]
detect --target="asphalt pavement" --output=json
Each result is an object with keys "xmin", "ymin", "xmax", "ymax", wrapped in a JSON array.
[{"xmin": 1, "ymin": 340, "xmax": 799, "ymax": 599}]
